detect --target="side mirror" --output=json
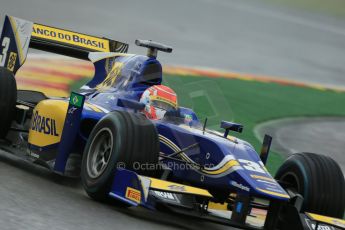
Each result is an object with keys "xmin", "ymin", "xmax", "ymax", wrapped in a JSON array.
[
  {"xmin": 117, "ymin": 98, "xmax": 145, "ymax": 112},
  {"xmin": 220, "ymin": 121, "xmax": 243, "ymax": 137},
  {"xmin": 260, "ymin": 134, "xmax": 272, "ymax": 165}
]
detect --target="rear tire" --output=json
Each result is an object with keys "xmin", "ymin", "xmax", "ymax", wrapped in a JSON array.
[
  {"xmin": 275, "ymin": 152, "xmax": 345, "ymax": 218},
  {"xmin": 81, "ymin": 111, "xmax": 159, "ymax": 204},
  {"xmin": 0, "ymin": 68, "xmax": 16, "ymax": 139}
]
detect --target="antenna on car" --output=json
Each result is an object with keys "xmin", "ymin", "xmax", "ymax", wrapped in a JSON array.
[
  {"xmin": 135, "ymin": 39, "xmax": 173, "ymax": 58},
  {"xmin": 203, "ymin": 118, "xmax": 208, "ymax": 134}
]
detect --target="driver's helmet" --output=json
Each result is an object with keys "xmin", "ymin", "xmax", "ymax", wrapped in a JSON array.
[{"xmin": 140, "ymin": 85, "xmax": 178, "ymax": 120}]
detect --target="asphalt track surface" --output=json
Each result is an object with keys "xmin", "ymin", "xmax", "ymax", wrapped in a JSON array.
[
  {"xmin": 0, "ymin": 151, "xmax": 237, "ymax": 230},
  {"xmin": 1, "ymin": 0, "xmax": 345, "ymax": 229},
  {"xmin": 255, "ymin": 117, "xmax": 345, "ymax": 174}
]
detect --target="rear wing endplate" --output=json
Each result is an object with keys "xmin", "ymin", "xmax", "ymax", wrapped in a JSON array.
[{"xmin": 0, "ymin": 15, "xmax": 128, "ymax": 73}]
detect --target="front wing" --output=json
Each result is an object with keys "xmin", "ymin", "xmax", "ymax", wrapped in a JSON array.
[{"xmin": 109, "ymin": 169, "xmax": 345, "ymax": 230}]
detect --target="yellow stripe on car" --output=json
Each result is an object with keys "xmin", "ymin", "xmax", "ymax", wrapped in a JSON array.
[
  {"xmin": 201, "ymin": 160, "xmax": 239, "ymax": 175},
  {"xmin": 208, "ymin": 201, "xmax": 228, "ymax": 211},
  {"xmin": 159, "ymin": 135, "xmax": 190, "ymax": 160},
  {"xmin": 9, "ymin": 17, "xmax": 24, "ymax": 64},
  {"xmin": 251, "ymin": 174, "xmax": 276, "ymax": 182},
  {"xmin": 256, "ymin": 188, "xmax": 290, "ymax": 199},
  {"xmin": 85, "ymin": 103, "xmax": 103, "ymax": 113},
  {"xmin": 306, "ymin": 213, "xmax": 345, "ymax": 229},
  {"xmin": 159, "ymin": 134, "xmax": 240, "ymax": 176},
  {"xmin": 32, "ymin": 24, "xmax": 110, "ymax": 52},
  {"xmin": 144, "ymin": 177, "xmax": 212, "ymax": 198}
]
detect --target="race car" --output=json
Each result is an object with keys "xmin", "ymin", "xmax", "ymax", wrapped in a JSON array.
[{"xmin": 0, "ymin": 15, "xmax": 344, "ymax": 230}]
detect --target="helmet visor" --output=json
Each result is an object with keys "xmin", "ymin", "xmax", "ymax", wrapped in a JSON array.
[{"xmin": 151, "ymin": 100, "xmax": 175, "ymax": 111}]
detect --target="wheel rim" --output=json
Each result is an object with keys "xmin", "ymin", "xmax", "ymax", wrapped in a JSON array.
[
  {"xmin": 86, "ymin": 127, "xmax": 114, "ymax": 179},
  {"xmin": 280, "ymin": 172, "xmax": 301, "ymax": 194}
]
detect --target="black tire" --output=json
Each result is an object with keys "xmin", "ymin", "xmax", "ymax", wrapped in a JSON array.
[
  {"xmin": 0, "ymin": 68, "xmax": 16, "ymax": 139},
  {"xmin": 275, "ymin": 152, "xmax": 345, "ymax": 218},
  {"xmin": 81, "ymin": 110, "xmax": 159, "ymax": 203}
]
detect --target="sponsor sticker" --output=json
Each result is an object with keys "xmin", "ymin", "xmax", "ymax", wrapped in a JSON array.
[
  {"xmin": 68, "ymin": 107, "xmax": 78, "ymax": 114},
  {"xmin": 153, "ymin": 191, "xmax": 176, "ymax": 201},
  {"xmin": 31, "ymin": 111, "xmax": 59, "ymax": 136},
  {"xmin": 7, "ymin": 52, "xmax": 17, "ymax": 71},
  {"xmin": 69, "ymin": 93, "xmax": 83, "ymax": 108},
  {"xmin": 32, "ymin": 24, "xmax": 109, "ymax": 52},
  {"xmin": 305, "ymin": 218, "xmax": 334, "ymax": 230},
  {"xmin": 125, "ymin": 187, "xmax": 141, "ymax": 203},
  {"xmin": 167, "ymin": 185, "xmax": 186, "ymax": 192},
  {"xmin": 230, "ymin": 180, "xmax": 250, "ymax": 192}
]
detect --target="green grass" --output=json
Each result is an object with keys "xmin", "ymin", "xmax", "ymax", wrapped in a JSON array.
[
  {"xmin": 162, "ymin": 75, "xmax": 345, "ymax": 174},
  {"xmin": 70, "ymin": 75, "xmax": 345, "ymax": 174},
  {"xmin": 264, "ymin": 0, "xmax": 345, "ymax": 18}
]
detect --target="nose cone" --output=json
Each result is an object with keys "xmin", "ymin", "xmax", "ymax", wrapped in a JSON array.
[
  {"xmin": 230, "ymin": 141, "xmax": 290, "ymax": 201},
  {"xmin": 233, "ymin": 170, "xmax": 290, "ymax": 201}
]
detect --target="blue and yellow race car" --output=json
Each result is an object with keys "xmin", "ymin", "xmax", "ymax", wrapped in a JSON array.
[{"xmin": 0, "ymin": 15, "xmax": 344, "ymax": 230}]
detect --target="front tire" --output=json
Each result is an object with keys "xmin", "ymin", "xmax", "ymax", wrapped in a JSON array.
[
  {"xmin": 275, "ymin": 152, "xmax": 345, "ymax": 218},
  {"xmin": 81, "ymin": 111, "xmax": 159, "ymax": 203}
]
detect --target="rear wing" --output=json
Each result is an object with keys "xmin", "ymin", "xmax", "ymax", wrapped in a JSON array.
[{"xmin": 0, "ymin": 15, "xmax": 128, "ymax": 73}]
